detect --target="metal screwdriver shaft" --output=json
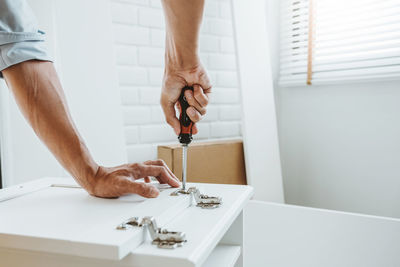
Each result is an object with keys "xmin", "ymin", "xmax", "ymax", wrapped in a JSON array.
[
  {"xmin": 178, "ymin": 86, "xmax": 194, "ymax": 192},
  {"xmin": 181, "ymin": 144, "xmax": 188, "ymax": 191}
]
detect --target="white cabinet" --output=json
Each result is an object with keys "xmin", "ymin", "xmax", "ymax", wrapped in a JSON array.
[
  {"xmin": 243, "ymin": 201, "xmax": 400, "ymax": 267},
  {"xmin": 0, "ymin": 178, "xmax": 253, "ymax": 267}
]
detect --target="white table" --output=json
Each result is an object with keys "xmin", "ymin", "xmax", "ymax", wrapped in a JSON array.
[{"xmin": 0, "ymin": 178, "xmax": 253, "ymax": 267}]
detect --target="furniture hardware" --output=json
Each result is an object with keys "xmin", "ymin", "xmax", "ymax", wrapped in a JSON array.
[
  {"xmin": 116, "ymin": 217, "xmax": 141, "ymax": 230},
  {"xmin": 1, "ymin": 177, "xmax": 253, "ymax": 264},
  {"xmin": 116, "ymin": 216, "xmax": 187, "ymax": 249},
  {"xmin": 170, "ymin": 187, "xmax": 222, "ymax": 209}
]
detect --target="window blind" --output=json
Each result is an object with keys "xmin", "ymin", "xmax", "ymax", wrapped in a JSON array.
[{"xmin": 279, "ymin": 0, "xmax": 400, "ymax": 86}]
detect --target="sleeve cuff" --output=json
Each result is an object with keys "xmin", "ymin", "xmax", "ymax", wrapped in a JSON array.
[
  {"xmin": 0, "ymin": 30, "xmax": 45, "ymax": 46},
  {"xmin": 0, "ymin": 39, "xmax": 53, "ymax": 78}
]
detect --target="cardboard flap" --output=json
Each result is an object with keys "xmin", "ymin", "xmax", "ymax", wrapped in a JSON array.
[{"xmin": 158, "ymin": 139, "xmax": 247, "ymax": 185}]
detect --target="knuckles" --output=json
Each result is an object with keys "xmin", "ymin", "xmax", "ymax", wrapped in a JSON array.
[
  {"xmin": 156, "ymin": 159, "xmax": 165, "ymax": 166},
  {"xmin": 130, "ymin": 163, "xmax": 140, "ymax": 169},
  {"xmin": 199, "ymin": 107, "xmax": 207, "ymax": 116},
  {"xmin": 165, "ymin": 117, "xmax": 176, "ymax": 126},
  {"xmin": 138, "ymin": 183, "xmax": 159, "ymax": 197}
]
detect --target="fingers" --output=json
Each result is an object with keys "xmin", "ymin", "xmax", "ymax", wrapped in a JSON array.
[
  {"xmin": 143, "ymin": 165, "xmax": 180, "ymax": 187},
  {"xmin": 184, "ymin": 85, "xmax": 207, "ymax": 123},
  {"xmin": 106, "ymin": 177, "xmax": 159, "ymax": 198},
  {"xmin": 186, "ymin": 106, "xmax": 203, "ymax": 123},
  {"xmin": 193, "ymin": 84, "xmax": 209, "ymax": 107},
  {"xmin": 144, "ymin": 159, "xmax": 179, "ymax": 183},
  {"xmin": 124, "ymin": 180, "xmax": 159, "ymax": 198},
  {"xmin": 192, "ymin": 124, "xmax": 198, "ymax": 135},
  {"xmin": 184, "ymin": 89, "xmax": 206, "ymax": 115},
  {"xmin": 161, "ymin": 93, "xmax": 181, "ymax": 135},
  {"xmin": 138, "ymin": 160, "xmax": 180, "ymax": 188},
  {"xmin": 197, "ymin": 70, "xmax": 212, "ymax": 101}
]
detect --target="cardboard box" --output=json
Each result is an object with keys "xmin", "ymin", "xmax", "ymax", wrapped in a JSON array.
[{"xmin": 158, "ymin": 139, "xmax": 247, "ymax": 185}]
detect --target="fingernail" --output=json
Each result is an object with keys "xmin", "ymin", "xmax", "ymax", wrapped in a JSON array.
[
  {"xmin": 150, "ymin": 187, "xmax": 159, "ymax": 197},
  {"xmin": 171, "ymin": 178, "xmax": 180, "ymax": 186}
]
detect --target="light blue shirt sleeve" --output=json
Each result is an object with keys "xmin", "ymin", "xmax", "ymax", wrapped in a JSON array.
[{"xmin": 0, "ymin": 0, "xmax": 52, "ymax": 77}]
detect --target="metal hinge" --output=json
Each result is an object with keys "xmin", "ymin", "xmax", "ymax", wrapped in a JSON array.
[
  {"xmin": 116, "ymin": 216, "xmax": 187, "ymax": 249},
  {"xmin": 170, "ymin": 187, "xmax": 222, "ymax": 209}
]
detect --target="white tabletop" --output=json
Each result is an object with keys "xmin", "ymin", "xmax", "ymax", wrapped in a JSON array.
[{"xmin": 0, "ymin": 177, "xmax": 253, "ymax": 265}]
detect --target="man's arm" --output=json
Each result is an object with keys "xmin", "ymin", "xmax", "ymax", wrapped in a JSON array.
[
  {"xmin": 2, "ymin": 60, "xmax": 179, "ymax": 198},
  {"xmin": 161, "ymin": 0, "xmax": 212, "ymax": 135}
]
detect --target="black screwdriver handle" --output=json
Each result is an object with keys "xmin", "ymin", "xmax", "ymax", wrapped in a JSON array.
[{"xmin": 178, "ymin": 86, "xmax": 194, "ymax": 145}]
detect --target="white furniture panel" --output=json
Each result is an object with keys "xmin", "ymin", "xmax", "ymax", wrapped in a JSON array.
[
  {"xmin": 201, "ymin": 245, "xmax": 241, "ymax": 267},
  {"xmin": 0, "ymin": 178, "xmax": 253, "ymax": 267},
  {"xmin": 244, "ymin": 200, "xmax": 400, "ymax": 267},
  {"xmin": 232, "ymin": 0, "xmax": 284, "ymax": 202}
]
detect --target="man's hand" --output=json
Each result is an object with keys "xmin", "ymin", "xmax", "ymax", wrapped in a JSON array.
[
  {"xmin": 161, "ymin": 0, "xmax": 210, "ymax": 135},
  {"xmin": 89, "ymin": 160, "xmax": 180, "ymax": 198},
  {"xmin": 161, "ymin": 62, "xmax": 212, "ymax": 135}
]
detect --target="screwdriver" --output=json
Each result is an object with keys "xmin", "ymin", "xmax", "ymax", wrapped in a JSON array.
[{"xmin": 178, "ymin": 86, "xmax": 194, "ymax": 191}]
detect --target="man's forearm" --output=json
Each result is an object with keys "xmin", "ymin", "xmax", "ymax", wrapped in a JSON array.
[
  {"xmin": 162, "ymin": 0, "xmax": 205, "ymax": 69},
  {"xmin": 160, "ymin": 0, "xmax": 211, "ymax": 134},
  {"xmin": 2, "ymin": 61, "xmax": 98, "ymax": 191}
]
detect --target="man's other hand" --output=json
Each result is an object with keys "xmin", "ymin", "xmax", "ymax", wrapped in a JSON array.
[{"xmin": 88, "ymin": 160, "xmax": 180, "ymax": 198}]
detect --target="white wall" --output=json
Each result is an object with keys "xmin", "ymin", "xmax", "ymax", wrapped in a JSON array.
[
  {"xmin": 278, "ymin": 81, "xmax": 400, "ymax": 218},
  {"xmin": 109, "ymin": 0, "xmax": 242, "ymax": 163},
  {"xmin": 266, "ymin": 0, "xmax": 400, "ymax": 218},
  {"xmin": 1, "ymin": 0, "xmax": 242, "ymax": 185},
  {"xmin": 0, "ymin": 0, "xmax": 127, "ymax": 186}
]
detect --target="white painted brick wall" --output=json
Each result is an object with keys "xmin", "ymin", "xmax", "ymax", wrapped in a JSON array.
[
  {"xmin": 138, "ymin": 7, "xmax": 165, "ymax": 28},
  {"xmin": 216, "ymin": 71, "xmax": 239, "ymax": 87},
  {"xmin": 219, "ymin": 105, "xmax": 242, "ymax": 121},
  {"xmin": 117, "ymin": 66, "xmax": 147, "ymax": 85},
  {"xmin": 111, "ymin": 3, "xmax": 138, "ymax": 24},
  {"xmin": 139, "ymin": 87, "xmax": 160, "ymax": 104},
  {"xmin": 110, "ymin": 0, "xmax": 242, "ymax": 163},
  {"xmin": 138, "ymin": 47, "xmax": 164, "ymax": 66},
  {"xmin": 120, "ymin": 87, "xmax": 139, "ymax": 105},
  {"xmin": 113, "ymin": 24, "xmax": 149, "ymax": 45},
  {"xmin": 210, "ymin": 121, "xmax": 241, "ymax": 138},
  {"xmin": 115, "ymin": 45, "xmax": 138, "ymax": 65}
]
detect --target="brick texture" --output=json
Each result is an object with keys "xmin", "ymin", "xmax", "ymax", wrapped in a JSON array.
[{"xmin": 110, "ymin": 0, "xmax": 242, "ymax": 163}]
